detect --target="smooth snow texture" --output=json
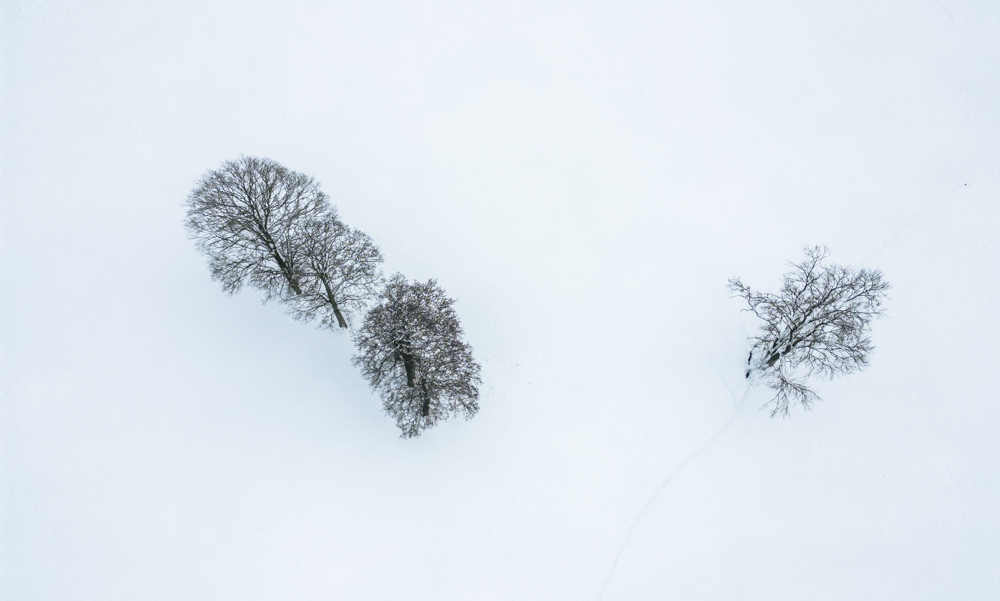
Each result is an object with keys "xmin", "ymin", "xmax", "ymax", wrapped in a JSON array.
[{"xmin": 2, "ymin": 1, "xmax": 998, "ymax": 599}]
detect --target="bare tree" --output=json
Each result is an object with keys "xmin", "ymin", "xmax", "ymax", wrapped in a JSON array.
[
  {"xmin": 185, "ymin": 156, "xmax": 329, "ymax": 300},
  {"xmin": 352, "ymin": 274, "xmax": 481, "ymax": 438},
  {"xmin": 187, "ymin": 158, "xmax": 478, "ymax": 436},
  {"xmin": 285, "ymin": 211, "xmax": 384, "ymax": 330},
  {"xmin": 729, "ymin": 246, "xmax": 890, "ymax": 416}
]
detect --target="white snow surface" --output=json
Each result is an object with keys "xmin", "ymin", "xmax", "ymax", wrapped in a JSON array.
[{"xmin": 2, "ymin": 1, "xmax": 998, "ymax": 599}]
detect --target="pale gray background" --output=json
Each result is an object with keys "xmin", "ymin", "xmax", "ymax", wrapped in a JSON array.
[{"xmin": 2, "ymin": 0, "xmax": 998, "ymax": 599}]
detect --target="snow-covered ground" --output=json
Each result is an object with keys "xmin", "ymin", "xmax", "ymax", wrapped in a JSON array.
[{"xmin": 2, "ymin": 1, "xmax": 997, "ymax": 599}]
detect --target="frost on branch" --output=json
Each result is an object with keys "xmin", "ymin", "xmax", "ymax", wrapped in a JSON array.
[
  {"xmin": 729, "ymin": 246, "xmax": 890, "ymax": 417},
  {"xmin": 352, "ymin": 274, "xmax": 481, "ymax": 438}
]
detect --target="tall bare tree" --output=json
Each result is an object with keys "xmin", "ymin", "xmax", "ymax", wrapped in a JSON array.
[
  {"xmin": 185, "ymin": 156, "xmax": 329, "ymax": 300},
  {"xmin": 729, "ymin": 246, "xmax": 890, "ymax": 416},
  {"xmin": 286, "ymin": 211, "xmax": 384, "ymax": 330},
  {"xmin": 352, "ymin": 274, "xmax": 481, "ymax": 438}
]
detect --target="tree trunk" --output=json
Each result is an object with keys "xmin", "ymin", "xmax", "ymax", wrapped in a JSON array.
[
  {"xmin": 320, "ymin": 277, "xmax": 348, "ymax": 329},
  {"xmin": 765, "ymin": 344, "xmax": 793, "ymax": 368},
  {"xmin": 253, "ymin": 217, "xmax": 302, "ymax": 295},
  {"xmin": 420, "ymin": 380, "xmax": 430, "ymax": 417},
  {"xmin": 401, "ymin": 352, "xmax": 416, "ymax": 387},
  {"xmin": 271, "ymin": 251, "xmax": 302, "ymax": 295}
]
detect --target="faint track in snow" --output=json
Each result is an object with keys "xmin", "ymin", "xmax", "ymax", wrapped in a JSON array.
[
  {"xmin": 595, "ymin": 179, "xmax": 969, "ymax": 599},
  {"xmin": 594, "ymin": 381, "xmax": 750, "ymax": 601},
  {"xmin": 865, "ymin": 181, "xmax": 968, "ymax": 264}
]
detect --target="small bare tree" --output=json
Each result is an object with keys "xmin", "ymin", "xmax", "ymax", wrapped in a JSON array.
[
  {"xmin": 729, "ymin": 246, "xmax": 890, "ymax": 416},
  {"xmin": 185, "ymin": 156, "xmax": 329, "ymax": 300},
  {"xmin": 352, "ymin": 274, "xmax": 481, "ymax": 438},
  {"xmin": 286, "ymin": 211, "xmax": 384, "ymax": 330}
]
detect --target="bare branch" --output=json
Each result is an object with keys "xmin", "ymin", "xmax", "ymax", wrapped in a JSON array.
[
  {"xmin": 729, "ymin": 246, "xmax": 890, "ymax": 415},
  {"xmin": 185, "ymin": 156, "xmax": 330, "ymax": 300},
  {"xmin": 283, "ymin": 212, "xmax": 384, "ymax": 330}
]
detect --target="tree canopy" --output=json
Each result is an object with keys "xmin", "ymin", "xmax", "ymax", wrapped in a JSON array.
[
  {"xmin": 730, "ymin": 246, "xmax": 890, "ymax": 416},
  {"xmin": 352, "ymin": 274, "xmax": 481, "ymax": 438},
  {"xmin": 185, "ymin": 156, "xmax": 329, "ymax": 300}
]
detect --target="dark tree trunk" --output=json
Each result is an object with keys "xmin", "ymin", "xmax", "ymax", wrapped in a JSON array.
[
  {"xmin": 765, "ymin": 344, "xmax": 793, "ymax": 368},
  {"xmin": 332, "ymin": 306, "xmax": 347, "ymax": 329},
  {"xmin": 401, "ymin": 352, "xmax": 416, "ymax": 387},
  {"xmin": 420, "ymin": 380, "xmax": 430, "ymax": 417},
  {"xmin": 320, "ymin": 277, "xmax": 348, "ymax": 329},
  {"xmin": 271, "ymin": 251, "xmax": 302, "ymax": 295},
  {"xmin": 256, "ymin": 224, "xmax": 301, "ymax": 295}
]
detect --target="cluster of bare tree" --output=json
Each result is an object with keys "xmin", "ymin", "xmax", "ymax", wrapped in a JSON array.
[
  {"xmin": 186, "ymin": 156, "xmax": 480, "ymax": 437},
  {"xmin": 730, "ymin": 246, "xmax": 890, "ymax": 416},
  {"xmin": 186, "ymin": 158, "xmax": 889, "ymax": 430}
]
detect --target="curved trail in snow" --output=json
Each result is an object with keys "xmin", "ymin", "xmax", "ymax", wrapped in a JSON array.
[
  {"xmin": 594, "ymin": 382, "xmax": 751, "ymax": 601},
  {"xmin": 593, "ymin": 179, "xmax": 962, "ymax": 600},
  {"xmin": 864, "ymin": 181, "xmax": 967, "ymax": 264}
]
